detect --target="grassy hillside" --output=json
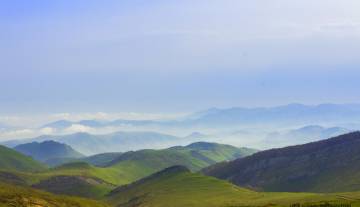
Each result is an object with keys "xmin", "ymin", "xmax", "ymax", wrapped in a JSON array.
[
  {"xmin": 0, "ymin": 142, "xmax": 255, "ymax": 199},
  {"xmin": 0, "ymin": 181, "xmax": 109, "ymax": 207},
  {"xmin": 204, "ymin": 132, "xmax": 360, "ymax": 192},
  {"xmin": 28, "ymin": 141, "xmax": 254, "ymax": 187},
  {"xmin": 0, "ymin": 145, "xmax": 47, "ymax": 172},
  {"xmin": 107, "ymin": 166, "xmax": 360, "ymax": 207},
  {"xmin": 81, "ymin": 152, "xmax": 123, "ymax": 166}
]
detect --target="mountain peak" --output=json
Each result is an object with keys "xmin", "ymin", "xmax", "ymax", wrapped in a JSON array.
[
  {"xmin": 14, "ymin": 140, "xmax": 84, "ymax": 162},
  {"xmin": 186, "ymin": 142, "xmax": 219, "ymax": 150}
]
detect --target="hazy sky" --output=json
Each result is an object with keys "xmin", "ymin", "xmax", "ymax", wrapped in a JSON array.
[{"xmin": 1, "ymin": 0, "xmax": 360, "ymax": 114}]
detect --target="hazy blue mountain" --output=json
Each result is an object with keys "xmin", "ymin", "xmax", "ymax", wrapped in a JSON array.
[
  {"xmin": 4, "ymin": 131, "xmax": 184, "ymax": 155},
  {"xmin": 264, "ymin": 125, "xmax": 351, "ymax": 147},
  {"xmin": 14, "ymin": 141, "xmax": 84, "ymax": 164},
  {"xmin": 42, "ymin": 120, "xmax": 74, "ymax": 129},
  {"xmin": 187, "ymin": 104, "xmax": 360, "ymax": 127},
  {"xmin": 39, "ymin": 104, "xmax": 360, "ymax": 131}
]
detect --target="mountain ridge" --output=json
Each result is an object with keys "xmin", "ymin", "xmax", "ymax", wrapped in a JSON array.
[{"xmin": 204, "ymin": 131, "xmax": 360, "ymax": 192}]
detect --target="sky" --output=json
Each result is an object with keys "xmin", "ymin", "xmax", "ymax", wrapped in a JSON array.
[{"xmin": 1, "ymin": 0, "xmax": 360, "ymax": 115}]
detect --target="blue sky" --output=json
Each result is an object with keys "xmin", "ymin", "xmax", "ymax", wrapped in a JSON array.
[{"xmin": 1, "ymin": 0, "xmax": 360, "ymax": 114}]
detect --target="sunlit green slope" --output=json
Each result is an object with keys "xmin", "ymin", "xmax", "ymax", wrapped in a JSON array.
[
  {"xmin": 0, "ymin": 145, "xmax": 47, "ymax": 172},
  {"xmin": 107, "ymin": 166, "xmax": 360, "ymax": 207}
]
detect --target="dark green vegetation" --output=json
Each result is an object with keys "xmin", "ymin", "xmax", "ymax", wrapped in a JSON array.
[
  {"xmin": 14, "ymin": 140, "xmax": 84, "ymax": 166},
  {"xmin": 0, "ymin": 145, "xmax": 47, "ymax": 172},
  {"xmin": 107, "ymin": 165, "xmax": 360, "ymax": 207},
  {"xmin": 204, "ymin": 132, "xmax": 360, "ymax": 192},
  {"xmin": 32, "ymin": 175, "xmax": 115, "ymax": 199},
  {"xmin": 0, "ymin": 181, "xmax": 109, "ymax": 207}
]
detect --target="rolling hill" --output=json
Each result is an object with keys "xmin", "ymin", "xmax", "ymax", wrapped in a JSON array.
[
  {"xmin": 14, "ymin": 140, "xmax": 84, "ymax": 165},
  {"xmin": 39, "ymin": 142, "xmax": 256, "ymax": 187},
  {"xmin": 106, "ymin": 165, "xmax": 360, "ymax": 207},
  {"xmin": 0, "ymin": 145, "xmax": 46, "ymax": 172},
  {"xmin": 105, "ymin": 142, "xmax": 256, "ymax": 177},
  {"xmin": 204, "ymin": 132, "xmax": 360, "ymax": 192},
  {"xmin": 0, "ymin": 142, "xmax": 255, "ymax": 198},
  {"xmin": 0, "ymin": 142, "xmax": 255, "ymax": 199}
]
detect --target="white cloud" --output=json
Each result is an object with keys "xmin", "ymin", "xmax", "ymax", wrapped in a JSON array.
[
  {"xmin": 63, "ymin": 124, "xmax": 93, "ymax": 134},
  {"xmin": 39, "ymin": 127, "xmax": 56, "ymax": 135}
]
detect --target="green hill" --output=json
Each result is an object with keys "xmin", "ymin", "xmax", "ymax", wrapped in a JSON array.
[
  {"xmin": 0, "ymin": 145, "xmax": 47, "ymax": 172},
  {"xmin": 0, "ymin": 142, "xmax": 255, "ymax": 199},
  {"xmin": 0, "ymin": 181, "xmax": 109, "ymax": 207},
  {"xmin": 108, "ymin": 141, "xmax": 256, "ymax": 171},
  {"xmin": 106, "ymin": 166, "xmax": 360, "ymax": 207},
  {"xmin": 0, "ymin": 142, "xmax": 253, "ymax": 198},
  {"xmin": 14, "ymin": 140, "xmax": 84, "ymax": 165},
  {"xmin": 204, "ymin": 132, "xmax": 360, "ymax": 192},
  {"xmin": 33, "ymin": 142, "xmax": 254, "ymax": 186},
  {"xmin": 81, "ymin": 152, "xmax": 123, "ymax": 166}
]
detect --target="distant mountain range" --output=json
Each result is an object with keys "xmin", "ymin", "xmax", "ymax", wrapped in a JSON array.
[
  {"xmin": 264, "ymin": 125, "xmax": 351, "ymax": 147},
  {"xmin": 3, "ymin": 131, "xmax": 192, "ymax": 155},
  {"xmin": 204, "ymin": 132, "xmax": 360, "ymax": 192},
  {"xmin": 14, "ymin": 141, "xmax": 84, "ymax": 165},
  {"xmin": 40, "ymin": 104, "xmax": 360, "ymax": 130}
]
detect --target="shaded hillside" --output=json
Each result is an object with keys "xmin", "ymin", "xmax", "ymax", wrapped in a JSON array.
[
  {"xmin": 14, "ymin": 140, "xmax": 84, "ymax": 164},
  {"xmin": 0, "ymin": 145, "xmax": 46, "ymax": 172},
  {"xmin": 0, "ymin": 181, "xmax": 109, "ymax": 207},
  {"xmin": 32, "ymin": 175, "xmax": 115, "ymax": 199},
  {"xmin": 106, "ymin": 165, "xmax": 360, "ymax": 207},
  {"xmin": 204, "ymin": 132, "xmax": 360, "ymax": 192}
]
